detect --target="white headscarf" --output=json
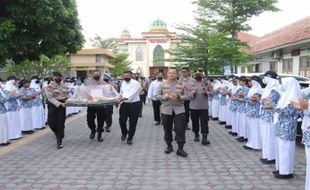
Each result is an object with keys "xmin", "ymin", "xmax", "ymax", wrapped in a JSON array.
[
  {"xmin": 4, "ymin": 80, "xmax": 17, "ymax": 92},
  {"xmin": 213, "ymin": 80, "xmax": 221, "ymax": 91},
  {"xmin": 276, "ymin": 77, "xmax": 301, "ymax": 109},
  {"xmin": 261, "ymin": 76, "xmax": 280, "ymax": 99},
  {"xmin": 30, "ymin": 79, "xmax": 41, "ymax": 92},
  {"xmin": 247, "ymin": 80, "xmax": 262, "ymax": 98},
  {"xmin": 231, "ymin": 81, "xmax": 241, "ymax": 95}
]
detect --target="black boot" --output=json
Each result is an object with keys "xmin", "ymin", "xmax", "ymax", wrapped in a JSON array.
[
  {"xmin": 57, "ymin": 138, "xmax": 63, "ymax": 149},
  {"xmin": 97, "ymin": 132, "xmax": 103, "ymax": 142},
  {"xmin": 176, "ymin": 143, "xmax": 188, "ymax": 157},
  {"xmin": 202, "ymin": 133, "xmax": 210, "ymax": 145},
  {"xmin": 89, "ymin": 130, "xmax": 96, "ymax": 139},
  {"xmin": 194, "ymin": 133, "xmax": 200, "ymax": 142},
  {"xmin": 164, "ymin": 142, "xmax": 173, "ymax": 154}
]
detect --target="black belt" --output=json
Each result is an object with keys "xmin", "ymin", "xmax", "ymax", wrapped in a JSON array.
[{"xmin": 57, "ymin": 99, "xmax": 66, "ymax": 103}]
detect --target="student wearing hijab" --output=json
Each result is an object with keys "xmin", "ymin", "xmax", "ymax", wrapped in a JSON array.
[
  {"xmin": 30, "ymin": 76, "xmax": 45, "ymax": 130},
  {"xmin": 224, "ymin": 76, "xmax": 235, "ymax": 129},
  {"xmin": 211, "ymin": 79, "xmax": 221, "ymax": 120},
  {"xmin": 19, "ymin": 79, "xmax": 36, "ymax": 134},
  {"xmin": 243, "ymin": 76, "xmax": 263, "ymax": 150},
  {"xmin": 235, "ymin": 76, "xmax": 249, "ymax": 142},
  {"xmin": 218, "ymin": 79, "xmax": 230, "ymax": 125},
  {"xmin": 291, "ymin": 97, "xmax": 310, "ymax": 189},
  {"xmin": 272, "ymin": 77, "xmax": 302, "ymax": 179},
  {"xmin": 0, "ymin": 86, "xmax": 9, "ymax": 146},
  {"xmin": 206, "ymin": 78, "xmax": 214, "ymax": 118},
  {"xmin": 228, "ymin": 77, "xmax": 241, "ymax": 136},
  {"xmin": 259, "ymin": 71, "xmax": 281, "ymax": 165},
  {"xmin": 3, "ymin": 76, "xmax": 22, "ymax": 140}
]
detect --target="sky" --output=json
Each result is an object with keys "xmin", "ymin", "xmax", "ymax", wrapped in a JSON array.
[{"xmin": 76, "ymin": 0, "xmax": 310, "ymax": 48}]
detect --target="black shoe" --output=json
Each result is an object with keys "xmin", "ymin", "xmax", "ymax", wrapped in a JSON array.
[
  {"xmin": 154, "ymin": 121, "xmax": 161, "ymax": 125},
  {"xmin": 273, "ymin": 172, "xmax": 293, "ymax": 179},
  {"xmin": 105, "ymin": 126, "xmax": 111, "ymax": 133},
  {"xmin": 211, "ymin": 117, "xmax": 218, "ymax": 121},
  {"xmin": 262, "ymin": 159, "xmax": 276, "ymax": 164},
  {"xmin": 121, "ymin": 135, "xmax": 126, "ymax": 141},
  {"xmin": 164, "ymin": 146, "xmax": 173, "ymax": 154},
  {"xmin": 225, "ymin": 125, "xmax": 232, "ymax": 129},
  {"xmin": 219, "ymin": 121, "xmax": 226, "ymax": 125},
  {"xmin": 89, "ymin": 131, "xmax": 96, "ymax": 139},
  {"xmin": 194, "ymin": 134, "xmax": 200, "ymax": 142},
  {"xmin": 97, "ymin": 133, "xmax": 103, "ymax": 142},
  {"xmin": 127, "ymin": 139, "xmax": 133, "ymax": 145},
  {"xmin": 0, "ymin": 142, "xmax": 10, "ymax": 146},
  {"xmin": 272, "ymin": 170, "xmax": 279, "ymax": 175},
  {"xmin": 176, "ymin": 149, "xmax": 188, "ymax": 157},
  {"xmin": 229, "ymin": 132, "xmax": 238, "ymax": 136},
  {"xmin": 236, "ymin": 137, "xmax": 247, "ymax": 142},
  {"xmin": 202, "ymin": 134, "xmax": 210, "ymax": 145},
  {"xmin": 243, "ymin": 145, "xmax": 254, "ymax": 150},
  {"xmin": 57, "ymin": 138, "xmax": 63, "ymax": 149}
]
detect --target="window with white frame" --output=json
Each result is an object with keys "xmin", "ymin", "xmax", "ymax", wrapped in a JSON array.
[
  {"xmin": 136, "ymin": 47, "xmax": 143, "ymax": 61},
  {"xmin": 299, "ymin": 56, "xmax": 310, "ymax": 77},
  {"xmin": 282, "ymin": 58, "xmax": 293, "ymax": 74}
]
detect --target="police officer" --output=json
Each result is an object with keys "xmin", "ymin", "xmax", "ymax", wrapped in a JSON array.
[
  {"xmin": 86, "ymin": 70, "xmax": 107, "ymax": 142},
  {"xmin": 46, "ymin": 72, "xmax": 69, "ymax": 149},
  {"xmin": 156, "ymin": 67, "xmax": 189, "ymax": 157},
  {"xmin": 178, "ymin": 67, "xmax": 193, "ymax": 130},
  {"xmin": 189, "ymin": 70, "xmax": 210, "ymax": 145},
  {"xmin": 103, "ymin": 73, "xmax": 114, "ymax": 132}
]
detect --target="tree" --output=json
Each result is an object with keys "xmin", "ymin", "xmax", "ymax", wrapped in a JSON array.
[
  {"xmin": 0, "ymin": 0, "xmax": 84, "ymax": 65},
  {"xmin": 90, "ymin": 35, "xmax": 119, "ymax": 53},
  {"xmin": 6, "ymin": 55, "xmax": 70, "ymax": 79},
  {"xmin": 109, "ymin": 53, "xmax": 132, "ymax": 77},
  {"xmin": 195, "ymin": 0, "xmax": 279, "ymax": 73}
]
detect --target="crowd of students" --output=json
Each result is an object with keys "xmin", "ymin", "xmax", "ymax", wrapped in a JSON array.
[
  {"xmin": 0, "ymin": 76, "xmax": 80, "ymax": 146},
  {"xmin": 207, "ymin": 71, "xmax": 309, "ymax": 189}
]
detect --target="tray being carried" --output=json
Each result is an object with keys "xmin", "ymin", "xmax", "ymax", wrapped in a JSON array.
[{"xmin": 66, "ymin": 84, "xmax": 119, "ymax": 107}]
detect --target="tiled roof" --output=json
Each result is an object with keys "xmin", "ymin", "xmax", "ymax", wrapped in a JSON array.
[
  {"xmin": 249, "ymin": 16, "xmax": 310, "ymax": 53},
  {"xmin": 237, "ymin": 32, "xmax": 259, "ymax": 43}
]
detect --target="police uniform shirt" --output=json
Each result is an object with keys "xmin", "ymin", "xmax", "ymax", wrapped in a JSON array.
[{"xmin": 46, "ymin": 81, "xmax": 69, "ymax": 107}]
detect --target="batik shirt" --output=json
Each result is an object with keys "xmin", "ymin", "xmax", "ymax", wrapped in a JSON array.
[
  {"xmin": 3, "ymin": 90, "xmax": 20, "ymax": 112},
  {"xmin": 237, "ymin": 86, "xmax": 249, "ymax": 113},
  {"xmin": 19, "ymin": 88, "xmax": 35, "ymax": 109},
  {"xmin": 0, "ymin": 90, "xmax": 8, "ymax": 114},
  {"xmin": 274, "ymin": 105, "xmax": 302, "ymax": 141},
  {"xmin": 229, "ymin": 88, "xmax": 241, "ymax": 112},
  {"xmin": 302, "ymin": 128, "xmax": 310, "ymax": 147},
  {"xmin": 32, "ymin": 90, "xmax": 43, "ymax": 106},
  {"xmin": 219, "ymin": 92, "xmax": 228, "ymax": 106},
  {"xmin": 245, "ymin": 93, "xmax": 262, "ymax": 118},
  {"xmin": 259, "ymin": 89, "xmax": 281, "ymax": 122}
]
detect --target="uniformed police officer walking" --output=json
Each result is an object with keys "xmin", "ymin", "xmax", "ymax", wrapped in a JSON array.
[
  {"xmin": 46, "ymin": 72, "xmax": 69, "ymax": 149},
  {"xmin": 156, "ymin": 67, "xmax": 189, "ymax": 157},
  {"xmin": 86, "ymin": 70, "xmax": 107, "ymax": 142}
]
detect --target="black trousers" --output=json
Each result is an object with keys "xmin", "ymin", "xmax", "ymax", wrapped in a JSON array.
[
  {"xmin": 48, "ymin": 103, "xmax": 66, "ymax": 139},
  {"xmin": 138, "ymin": 95, "xmax": 144, "ymax": 116},
  {"xmin": 105, "ymin": 105, "xmax": 113, "ymax": 127},
  {"xmin": 152, "ymin": 100, "xmax": 161, "ymax": 122},
  {"xmin": 119, "ymin": 102, "xmax": 140, "ymax": 140},
  {"xmin": 184, "ymin": 100, "xmax": 190, "ymax": 125},
  {"xmin": 162, "ymin": 112, "xmax": 186, "ymax": 144},
  {"xmin": 87, "ymin": 107, "xmax": 106, "ymax": 133},
  {"xmin": 190, "ymin": 109, "xmax": 209, "ymax": 134}
]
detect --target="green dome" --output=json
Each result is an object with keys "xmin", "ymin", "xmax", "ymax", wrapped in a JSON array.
[
  {"xmin": 150, "ymin": 19, "xmax": 168, "ymax": 32},
  {"xmin": 121, "ymin": 28, "xmax": 131, "ymax": 38}
]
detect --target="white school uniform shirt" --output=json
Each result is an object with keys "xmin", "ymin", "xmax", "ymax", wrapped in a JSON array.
[
  {"xmin": 120, "ymin": 79, "xmax": 141, "ymax": 103},
  {"xmin": 147, "ymin": 79, "xmax": 163, "ymax": 100}
]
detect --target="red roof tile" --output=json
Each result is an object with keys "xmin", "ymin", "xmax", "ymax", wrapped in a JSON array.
[
  {"xmin": 237, "ymin": 32, "xmax": 259, "ymax": 43},
  {"xmin": 250, "ymin": 16, "xmax": 310, "ymax": 53}
]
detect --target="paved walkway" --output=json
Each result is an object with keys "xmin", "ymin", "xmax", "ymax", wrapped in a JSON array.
[{"xmin": 0, "ymin": 104, "xmax": 307, "ymax": 190}]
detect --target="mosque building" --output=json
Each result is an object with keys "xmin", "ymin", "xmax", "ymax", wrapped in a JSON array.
[{"xmin": 116, "ymin": 19, "xmax": 181, "ymax": 77}]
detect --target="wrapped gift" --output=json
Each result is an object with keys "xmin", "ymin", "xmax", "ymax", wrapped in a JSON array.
[{"xmin": 66, "ymin": 84, "xmax": 119, "ymax": 107}]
